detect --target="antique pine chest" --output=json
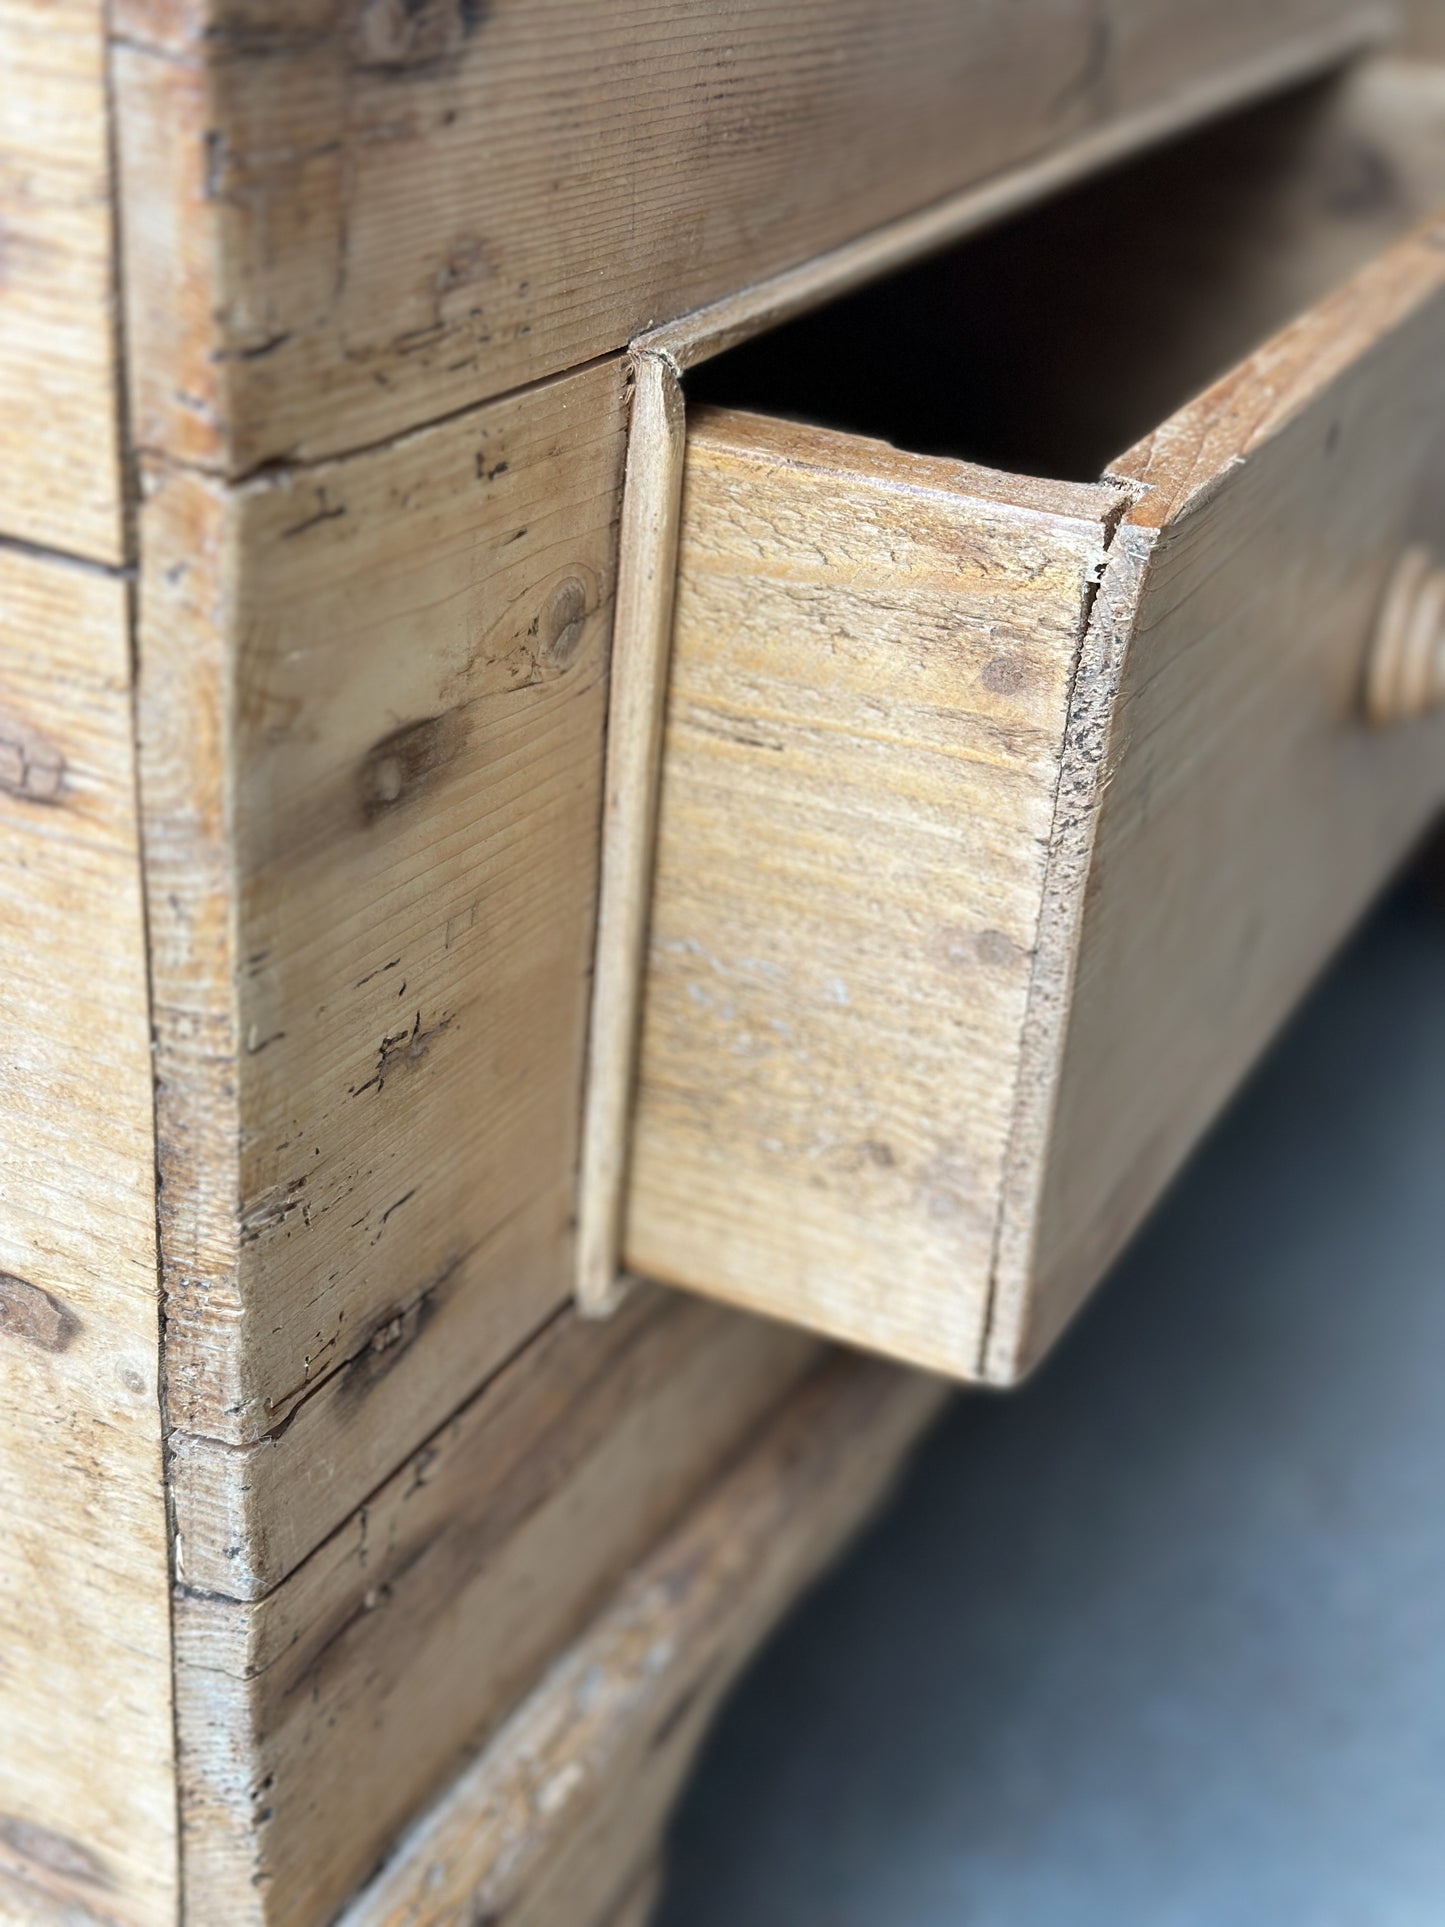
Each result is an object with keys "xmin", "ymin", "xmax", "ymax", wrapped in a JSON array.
[{"xmin": 3, "ymin": 4, "xmax": 1444, "ymax": 1923}]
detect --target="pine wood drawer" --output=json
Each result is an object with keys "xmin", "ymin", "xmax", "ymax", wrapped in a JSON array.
[{"xmin": 621, "ymin": 60, "xmax": 1445, "ymax": 1382}]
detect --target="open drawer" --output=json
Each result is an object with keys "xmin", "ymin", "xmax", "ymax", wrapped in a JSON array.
[{"xmin": 600, "ymin": 58, "xmax": 1445, "ymax": 1383}]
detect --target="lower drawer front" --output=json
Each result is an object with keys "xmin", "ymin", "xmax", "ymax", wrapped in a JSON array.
[{"xmin": 624, "ymin": 69, "xmax": 1445, "ymax": 1383}]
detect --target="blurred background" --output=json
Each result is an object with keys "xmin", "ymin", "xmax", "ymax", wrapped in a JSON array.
[{"xmin": 659, "ymin": 854, "xmax": 1445, "ymax": 1924}]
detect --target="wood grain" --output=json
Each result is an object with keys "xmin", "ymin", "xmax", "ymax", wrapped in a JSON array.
[
  {"xmin": 110, "ymin": 0, "xmax": 1386, "ymax": 475},
  {"xmin": 175, "ymin": 1289, "xmax": 817, "ymax": 1927},
  {"xmin": 0, "ymin": 549, "xmax": 175, "ymax": 1923},
  {"xmin": 335, "ymin": 1349, "xmax": 946, "ymax": 1927},
  {"xmin": 625, "ymin": 408, "xmax": 1121, "ymax": 1376},
  {"xmin": 0, "ymin": 0, "xmax": 124, "ymax": 561},
  {"xmin": 137, "ymin": 359, "xmax": 629, "ymax": 1595}
]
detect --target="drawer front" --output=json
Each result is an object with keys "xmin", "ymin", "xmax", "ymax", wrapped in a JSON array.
[
  {"xmin": 629, "ymin": 420, "xmax": 1122, "ymax": 1371},
  {"xmin": 624, "ymin": 200, "xmax": 1445, "ymax": 1382}
]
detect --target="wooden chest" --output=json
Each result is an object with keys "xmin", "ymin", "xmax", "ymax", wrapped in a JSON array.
[{"xmin": 2, "ymin": 5, "xmax": 1442, "ymax": 1924}]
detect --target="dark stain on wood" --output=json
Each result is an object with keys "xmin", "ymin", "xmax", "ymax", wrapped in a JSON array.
[
  {"xmin": 350, "ymin": 1007, "xmax": 454, "ymax": 1095},
  {"xmin": 976, "ymin": 927, "xmax": 1024, "ymax": 969},
  {"xmin": 980, "ymin": 654, "xmax": 1031, "ymax": 697},
  {"xmin": 540, "ymin": 575, "xmax": 590, "ymax": 670},
  {"xmin": 358, "ymin": 712, "xmax": 463, "ymax": 821},
  {"xmin": 0, "ymin": 1815, "xmax": 115, "ymax": 1892},
  {"xmin": 352, "ymin": 0, "xmax": 490, "ymax": 71},
  {"xmin": 270, "ymin": 1303, "xmax": 676, "ymax": 1707},
  {"xmin": 0, "ymin": 1273, "xmax": 81, "ymax": 1353},
  {"xmin": 1048, "ymin": 5, "xmax": 1113, "ymax": 123},
  {"xmin": 279, "ymin": 1523, "xmax": 449, "ymax": 1701},
  {"xmin": 280, "ymin": 490, "xmax": 347, "ymax": 540},
  {"xmin": 1324, "ymin": 140, "xmax": 1401, "ymax": 218},
  {"xmin": 258, "ymin": 1251, "xmax": 466, "ymax": 1443},
  {"xmin": 334, "ymin": 1258, "xmax": 452, "ymax": 1408},
  {"xmin": 0, "ymin": 709, "xmax": 65, "ymax": 805}
]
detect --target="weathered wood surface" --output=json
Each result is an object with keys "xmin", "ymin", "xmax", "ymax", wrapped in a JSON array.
[
  {"xmin": 139, "ymin": 359, "xmax": 629, "ymax": 1598},
  {"xmin": 176, "ymin": 1289, "xmax": 817, "ymax": 1927},
  {"xmin": 626, "ymin": 408, "xmax": 1121, "ymax": 1376},
  {"xmin": 110, "ymin": 0, "xmax": 1386, "ymax": 475},
  {"xmin": 336, "ymin": 1350, "xmax": 947, "ymax": 1927},
  {"xmin": 999, "ymin": 209, "xmax": 1445, "ymax": 1376},
  {"xmin": 0, "ymin": 0, "xmax": 125, "ymax": 561},
  {"xmin": 0, "ymin": 550, "xmax": 175, "ymax": 1923}
]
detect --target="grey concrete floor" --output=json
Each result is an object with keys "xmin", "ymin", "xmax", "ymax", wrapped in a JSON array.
[{"xmin": 656, "ymin": 884, "xmax": 1445, "ymax": 1927}]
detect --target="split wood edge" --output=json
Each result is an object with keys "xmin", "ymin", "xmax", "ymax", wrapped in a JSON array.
[{"xmin": 573, "ymin": 10, "xmax": 1392, "ymax": 1318}]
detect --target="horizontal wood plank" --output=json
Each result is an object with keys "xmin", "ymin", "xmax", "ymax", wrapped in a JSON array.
[{"xmin": 111, "ymin": 0, "xmax": 1387, "ymax": 473}]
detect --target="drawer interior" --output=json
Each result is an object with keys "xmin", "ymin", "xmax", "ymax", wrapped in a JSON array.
[{"xmin": 689, "ymin": 58, "xmax": 1445, "ymax": 485}]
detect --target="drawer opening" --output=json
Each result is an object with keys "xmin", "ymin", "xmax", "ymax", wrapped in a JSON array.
[
  {"xmin": 621, "ymin": 55, "xmax": 1445, "ymax": 1391},
  {"xmin": 688, "ymin": 60, "xmax": 1445, "ymax": 485}
]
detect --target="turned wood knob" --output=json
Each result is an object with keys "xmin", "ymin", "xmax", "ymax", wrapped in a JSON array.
[{"xmin": 1365, "ymin": 545, "xmax": 1445, "ymax": 726}]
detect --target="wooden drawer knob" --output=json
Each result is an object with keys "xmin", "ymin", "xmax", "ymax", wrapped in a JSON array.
[{"xmin": 1366, "ymin": 545, "xmax": 1445, "ymax": 726}]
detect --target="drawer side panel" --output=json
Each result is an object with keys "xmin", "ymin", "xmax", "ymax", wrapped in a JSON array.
[{"xmin": 999, "ymin": 223, "xmax": 1445, "ymax": 1376}]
